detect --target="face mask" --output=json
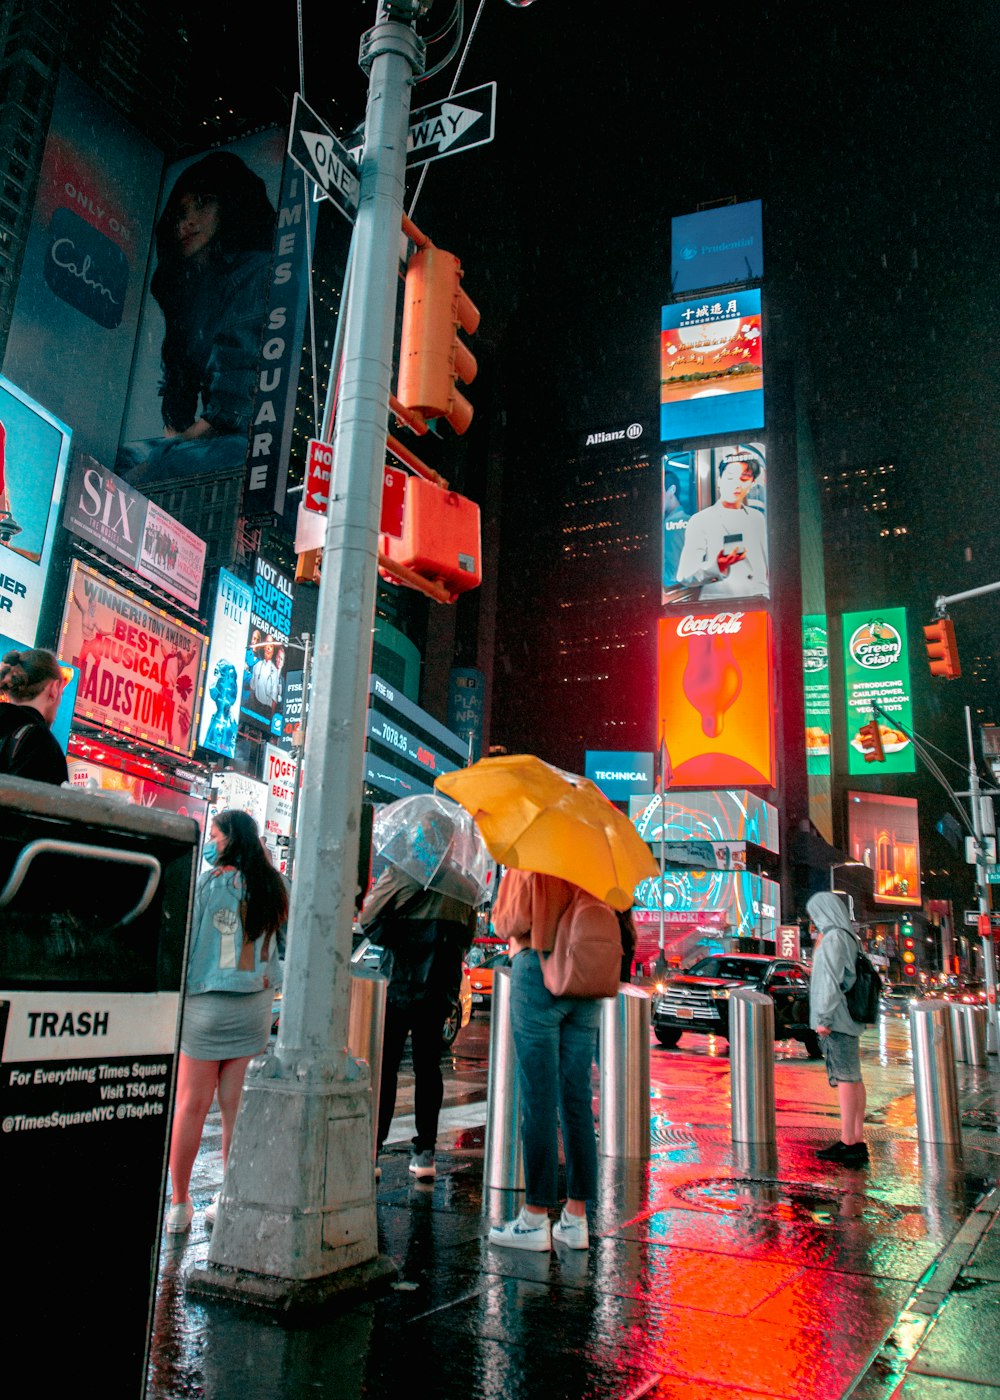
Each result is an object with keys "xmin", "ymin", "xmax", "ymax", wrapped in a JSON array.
[{"xmin": 204, "ymin": 841, "xmax": 219, "ymax": 866}]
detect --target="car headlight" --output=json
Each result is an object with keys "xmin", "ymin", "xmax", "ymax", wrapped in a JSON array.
[
  {"xmin": 654, "ymin": 982, "xmax": 666, "ymax": 994},
  {"xmin": 709, "ymin": 988, "xmax": 731, "ymax": 1000}
]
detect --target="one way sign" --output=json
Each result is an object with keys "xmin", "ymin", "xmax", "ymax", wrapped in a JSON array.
[
  {"xmin": 288, "ymin": 94, "xmax": 359, "ymax": 223},
  {"xmin": 406, "ymin": 83, "xmax": 496, "ymax": 167}
]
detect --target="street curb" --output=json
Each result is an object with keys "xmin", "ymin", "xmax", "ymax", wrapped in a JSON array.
[{"xmin": 847, "ymin": 1181, "xmax": 1000, "ymax": 1399}]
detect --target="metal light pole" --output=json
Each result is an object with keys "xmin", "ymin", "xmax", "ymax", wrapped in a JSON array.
[
  {"xmin": 965, "ymin": 705, "xmax": 999, "ymax": 1053},
  {"xmin": 188, "ymin": 2, "xmax": 426, "ymax": 1308}
]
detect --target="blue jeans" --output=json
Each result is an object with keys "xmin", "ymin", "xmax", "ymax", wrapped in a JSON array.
[{"xmin": 509, "ymin": 949, "xmax": 601, "ymax": 1207}]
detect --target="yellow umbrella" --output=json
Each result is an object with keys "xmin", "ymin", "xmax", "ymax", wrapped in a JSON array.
[{"xmin": 435, "ymin": 753, "xmax": 658, "ymax": 911}]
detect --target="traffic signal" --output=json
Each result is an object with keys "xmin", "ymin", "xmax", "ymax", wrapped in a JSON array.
[
  {"xmin": 397, "ymin": 244, "xmax": 480, "ymax": 435},
  {"xmin": 923, "ymin": 617, "xmax": 961, "ymax": 679},
  {"xmin": 858, "ymin": 717, "xmax": 886, "ymax": 763},
  {"xmin": 901, "ymin": 922, "xmax": 916, "ymax": 975}
]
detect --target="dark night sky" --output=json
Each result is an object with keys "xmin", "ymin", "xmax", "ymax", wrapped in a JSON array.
[{"xmin": 185, "ymin": 0, "xmax": 999, "ymax": 820}]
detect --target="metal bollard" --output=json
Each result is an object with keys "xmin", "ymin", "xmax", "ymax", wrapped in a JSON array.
[
  {"xmin": 348, "ymin": 968, "xmax": 387, "ymax": 1159},
  {"xmin": 483, "ymin": 966, "xmax": 523, "ymax": 1191},
  {"xmin": 910, "ymin": 1000, "xmax": 962, "ymax": 1145},
  {"xmin": 598, "ymin": 985, "xmax": 651, "ymax": 1158},
  {"xmin": 952, "ymin": 1002, "xmax": 988, "ymax": 1067},
  {"xmin": 730, "ymin": 988, "xmax": 776, "ymax": 1146}
]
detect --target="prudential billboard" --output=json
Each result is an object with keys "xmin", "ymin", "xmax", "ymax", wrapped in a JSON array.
[{"xmin": 842, "ymin": 608, "xmax": 915, "ymax": 775}]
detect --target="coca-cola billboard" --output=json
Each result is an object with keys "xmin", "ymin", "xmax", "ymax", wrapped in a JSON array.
[{"xmin": 657, "ymin": 610, "xmax": 775, "ymax": 788}]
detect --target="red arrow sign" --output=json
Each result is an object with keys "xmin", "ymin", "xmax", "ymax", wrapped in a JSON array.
[{"xmin": 304, "ymin": 438, "xmax": 333, "ymax": 516}]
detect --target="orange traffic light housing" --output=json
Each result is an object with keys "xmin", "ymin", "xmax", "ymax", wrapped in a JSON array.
[
  {"xmin": 397, "ymin": 244, "xmax": 479, "ymax": 435},
  {"xmin": 859, "ymin": 718, "xmax": 886, "ymax": 763},
  {"xmin": 923, "ymin": 617, "xmax": 961, "ymax": 679}
]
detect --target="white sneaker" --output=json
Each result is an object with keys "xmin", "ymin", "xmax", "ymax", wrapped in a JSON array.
[
  {"xmin": 489, "ymin": 1208, "xmax": 551, "ymax": 1252},
  {"xmin": 552, "ymin": 1208, "xmax": 589, "ymax": 1250},
  {"xmin": 166, "ymin": 1201, "xmax": 193, "ymax": 1234},
  {"xmin": 204, "ymin": 1193, "xmax": 220, "ymax": 1227}
]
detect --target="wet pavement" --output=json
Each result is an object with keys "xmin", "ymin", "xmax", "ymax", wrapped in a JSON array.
[{"xmin": 148, "ymin": 1014, "xmax": 1000, "ymax": 1399}]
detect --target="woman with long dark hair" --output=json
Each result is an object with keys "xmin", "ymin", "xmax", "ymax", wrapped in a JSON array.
[
  {"xmin": 118, "ymin": 151, "xmax": 276, "ymax": 484},
  {"xmin": 166, "ymin": 808, "xmax": 288, "ymax": 1233}
]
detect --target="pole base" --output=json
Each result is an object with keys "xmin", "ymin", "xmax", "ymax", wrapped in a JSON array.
[
  {"xmin": 203, "ymin": 1052, "xmax": 380, "ymax": 1284},
  {"xmin": 185, "ymin": 1253, "xmax": 397, "ymax": 1319}
]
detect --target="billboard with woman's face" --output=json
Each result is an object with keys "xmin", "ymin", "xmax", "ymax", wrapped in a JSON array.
[{"xmin": 116, "ymin": 130, "xmax": 285, "ymax": 489}]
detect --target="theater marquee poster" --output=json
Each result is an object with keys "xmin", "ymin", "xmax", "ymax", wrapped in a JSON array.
[{"xmin": 59, "ymin": 560, "xmax": 206, "ymax": 757}]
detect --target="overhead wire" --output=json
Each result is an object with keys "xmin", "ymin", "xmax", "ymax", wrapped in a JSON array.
[{"xmin": 408, "ymin": 0, "xmax": 487, "ymax": 218}]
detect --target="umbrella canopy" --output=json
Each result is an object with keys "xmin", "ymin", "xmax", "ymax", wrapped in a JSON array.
[
  {"xmin": 372, "ymin": 792, "xmax": 496, "ymax": 906},
  {"xmin": 435, "ymin": 754, "xmax": 658, "ymax": 911}
]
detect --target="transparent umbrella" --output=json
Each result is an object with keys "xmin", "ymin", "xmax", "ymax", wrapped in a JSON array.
[{"xmin": 373, "ymin": 792, "xmax": 496, "ymax": 906}]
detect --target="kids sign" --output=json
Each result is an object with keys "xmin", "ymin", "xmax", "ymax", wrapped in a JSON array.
[
  {"xmin": 842, "ymin": 607, "xmax": 915, "ymax": 776},
  {"xmin": 59, "ymin": 560, "xmax": 206, "ymax": 757}
]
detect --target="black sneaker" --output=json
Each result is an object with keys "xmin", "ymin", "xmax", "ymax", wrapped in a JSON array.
[
  {"xmin": 839, "ymin": 1142, "xmax": 869, "ymax": 1166},
  {"xmin": 816, "ymin": 1140, "xmax": 849, "ymax": 1160},
  {"xmin": 0, "ymin": 512, "xmax": 21, "ymax": 540}
]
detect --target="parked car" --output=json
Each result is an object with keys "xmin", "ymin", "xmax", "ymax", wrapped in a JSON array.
[
  {"xmin": 464, "ymin": 949, "xmax": 511, "ymax": 1012},
  {"xmin": 651, "ymin": 953, "xmax": 822, "ymax": 1056},
  {"xmin": 939, "ymin": 979, "xmax": 988, "ymax": 1006},
  {"xmin": 880, "ymin": 980, "xmax": 925, "ymax": 1013}
]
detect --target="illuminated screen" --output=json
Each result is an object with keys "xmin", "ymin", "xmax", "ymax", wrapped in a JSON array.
[
  {"xmin": 660, "ymin": 290, "xmax": 764, "ymax": 442},
  {"xmin": 847, "ymin": 791, "xmax": 921, "ymax": 907},
  {"xmin": 662, "ymin": 442, "xmax": 767, "ymax": 605},
  {"xmin": 802, "ymin": 614, "xmax": 832, "ymax": 775},
  {"xmin": 671, "ymin": 200, "xmax": 763, "ymax": 295},
  {"xmin": 630, "ymin": 789, "xmax": 779, "ymax": 855},
  {"xmin": 632, "ymin": 868, "xmax": 780, "ymax": 948},
  {"xmin": 657, "ymin": 611, "xmax": 775, "ymax": 788},
  {"xmin": 842, "ymin": 606, "xmax": 915, "ymax": 775}
]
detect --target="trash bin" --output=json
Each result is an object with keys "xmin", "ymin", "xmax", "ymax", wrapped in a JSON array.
[{"xmin": 0, "ymin": 776, "xmax": 199, "ymax": 1398}]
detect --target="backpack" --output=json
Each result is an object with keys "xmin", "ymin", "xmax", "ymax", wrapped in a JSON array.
[
  {"xmin": 542, "ymin": 890, "xmax": 622, "ymax": 1000},
  {"xmin": 844, "ymin": 941, "xmax": 882, "ymax": 1024}
]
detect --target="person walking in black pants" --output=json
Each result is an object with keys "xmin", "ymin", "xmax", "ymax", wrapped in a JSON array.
[{"xmin": 359, "ymin": 865, "xmax": 475, "ymax": 1179}]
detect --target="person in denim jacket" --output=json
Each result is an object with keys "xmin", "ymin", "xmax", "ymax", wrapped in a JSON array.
[{"xmin": 166, "ymin": 809, "xmax": 288, "ymax": 1233}]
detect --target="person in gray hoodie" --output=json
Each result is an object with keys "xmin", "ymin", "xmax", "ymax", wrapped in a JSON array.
[{"xmin": 806, "ymin": 891, "xmax": 869, "ymax": 1165}]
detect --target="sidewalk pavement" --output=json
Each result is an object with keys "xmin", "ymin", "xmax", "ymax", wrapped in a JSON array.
[{"xmin": 149, "ymin": 1028, "xmax": 1000, "ymax": 1400}]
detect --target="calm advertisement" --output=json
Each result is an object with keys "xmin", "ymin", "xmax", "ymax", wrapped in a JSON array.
[
  {"xmin": 241, "ymin": 555, "xmax": 293, "ymax": 729},
  {"xmin": 671, "ymin": 200, "xmax": 763, "ymax": 295},
  {"xmin": 848, "ymin": 791, "xmax": 921, "ymax": 907},
  {"xmin": 59, "ymin": 560, "xmax": 206, "ymax": 757},
  {"xmin": 198, "ymin": 569, "xmax": 253, "ymax": 758},
  {"xmin": 1, "ymin": 71, "xmax": 162, "ymax": 465},
  {"xmin": 117, "ymin": 129, "xmax": 285, "ymax": 489},
  {"xmin": 660, "ymin": 290, "xmax": 764, "ymax": 442},
  {"xmin": 0, "ymin": 376, "xmax": 71, "ymax": 646},
  {"xmin": 657, "ymin": 611, "xmax": 775, "ymax": 788},
  {"xmin": 802, "ymin": 614, "xmax": 832, "ymax": 775},
  {"xmin": 842, "ymin": 608, "xmax": 915, "ymax": 775},
  {"xmin": 662, "ymin": 443, "xmax": 767, "ymax": 604}
]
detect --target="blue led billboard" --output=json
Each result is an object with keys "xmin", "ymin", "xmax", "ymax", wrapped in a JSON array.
[{"xmin": 671, "ymin": 199, "xmax": 763, "ymax": 295}]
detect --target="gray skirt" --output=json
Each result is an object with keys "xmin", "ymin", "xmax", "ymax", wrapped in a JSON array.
[{"xmin": 180, "ymin": 989, "xmax": 272, "ymax": 1060}]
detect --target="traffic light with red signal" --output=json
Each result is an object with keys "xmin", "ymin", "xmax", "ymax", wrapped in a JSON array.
[
  {"xmin": 397, "ymin": 244, "xmax": 480, "ymax": 435},
  {"xmin": 923, "ymin": 617, "xmax": 961, "ymax": 679},
  {"xmin": 858, "ymin": 717, "xmax": 886, "ymax": 763},
  {"xmin": 900, "ymin": 919, "xmax": 916, "ymax": 975}
]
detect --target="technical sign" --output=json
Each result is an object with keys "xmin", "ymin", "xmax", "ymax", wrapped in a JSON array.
[
  {"xmin": 288, "ymin": 93, "xmax": 359, "ymax": 223},
  {"xmin": 585, "ymin": 751, "xmax": 654, "ymax": 802},
  {"xmin": 842, "ymin": 607, "xmax": 916, "ymax": 775},
  {"xmin": 406, "ymin": 84, "xmax": 497, "ymax": 166}
]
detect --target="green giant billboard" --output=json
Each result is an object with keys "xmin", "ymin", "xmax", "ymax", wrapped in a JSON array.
[{"xmin": 842, "ymin": 608, "xmax": 915, "ymax": 775}]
